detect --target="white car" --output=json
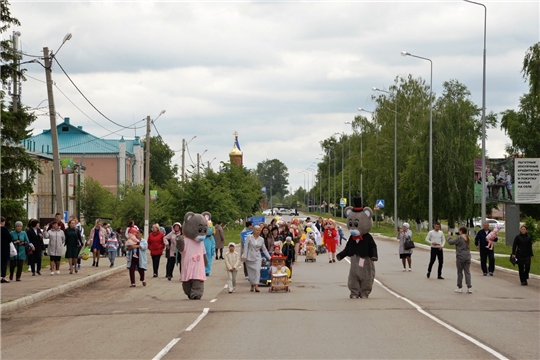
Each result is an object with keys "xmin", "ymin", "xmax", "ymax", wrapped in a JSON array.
[
  {"xmin": 473, "ymin": 218, "xmax": 504, "ymax": 230},
  {"xmin": 262, "ymin": 209, "xmax": 272, "ymax": 216}
]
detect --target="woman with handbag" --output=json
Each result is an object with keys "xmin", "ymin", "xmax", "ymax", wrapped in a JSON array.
[
  {"xmin": 9, "ymin": 221, "xmax": 30, "ymax": 281},
  {"xmin": 511, "ymin": 225, "xmax": 534, "ymax": 286},
  {"xmin": 26, "ymin": 219, "xmax": 44, "ymax": 276},
  {"xmin": 397, "ymin": 222, "xmax": 413, "ymax": 271}
]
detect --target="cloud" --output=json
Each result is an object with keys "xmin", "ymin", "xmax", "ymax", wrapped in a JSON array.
[{"xmin": 10, "ymin": 0, "xmax": 538, "ymax": 192}]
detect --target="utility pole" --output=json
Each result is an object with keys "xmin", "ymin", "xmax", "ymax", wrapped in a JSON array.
[
  {"xmin": 12, "ymin": 31, "xmax": 21, "ymax": 112},
  {"xmin": 197, "ymin": 153, "xmax": 200, "ymax": 175},
  {"xmin": 144, "ymin": 115, "xmax": 151, "ymax": 240},
  {"xmin": 43, "ymin": 47, "xmax": 64, "ymax": 216}
]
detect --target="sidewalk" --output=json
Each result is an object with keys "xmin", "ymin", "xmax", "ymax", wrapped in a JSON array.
[{"xmin": 1, "ymin": 254, "xmax": 127, "ymax": 314}]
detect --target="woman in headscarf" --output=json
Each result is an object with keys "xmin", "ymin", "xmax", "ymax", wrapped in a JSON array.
[
  {"xmin": 242, "ymin": 225, "xmax": 271, "ymax": 292},
  {"xmin": 9, "ymin": 221, "xmax": 29, "ymax": 281}
]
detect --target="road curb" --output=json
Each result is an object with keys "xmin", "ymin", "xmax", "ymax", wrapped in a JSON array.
[
  {"xmin": 374, "ymin": 233, "xmax": 540, "ymax": 280},
  {"xmin": 1, "ymin": 266, "xmax": 126, "ymax": 315}
]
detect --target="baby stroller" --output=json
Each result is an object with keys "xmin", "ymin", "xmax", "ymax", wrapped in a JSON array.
[
  {"xmin": 259, "ymin": 257, "xmax": 272, "ymax": 286},
  {"xmin": 305, "ymin": 239, "xmax": 317, "ymax": 262},
  {"xmin": 317, "ymin": 244, "xmax": 327, "ymax": 255},
  {"xmin": 269, "ymin": 255, "xmax": 290, "ymax": 292}
]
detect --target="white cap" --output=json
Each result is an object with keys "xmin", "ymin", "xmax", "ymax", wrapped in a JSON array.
[{"xmin": 403, "ymin": 222, "xmax": 410, "ymax": 228}]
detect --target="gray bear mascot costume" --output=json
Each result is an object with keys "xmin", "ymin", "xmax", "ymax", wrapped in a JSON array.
[
  {"xmin": 177, "ymin": 211, "xmax": 210, "ymax": 300},
  {"xmin": 336, "ymin": 197, "xmax": 378, "ymax": 298}
]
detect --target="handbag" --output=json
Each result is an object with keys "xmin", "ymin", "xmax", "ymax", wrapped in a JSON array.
[
  {"xmin": 25, "ymin": 242, "xmax": 34, "ymax": 256},
  {"xmin": 509, "ymin": 255, "xmax": 517, "ymax": 266},
  {"xmin": 404, "ymin": 236, "xmax": 415, "ymax": 250},
  {"xmin": 9, "ymin": 242, "xmax": 17, "ymax": 257}
]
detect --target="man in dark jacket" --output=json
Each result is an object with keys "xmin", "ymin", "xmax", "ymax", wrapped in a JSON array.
[
  {"xmin": 1, "ymin": 217, "xmax": 13, "ymax": 283},
  {"xmin": 475, "ymin": 222, "xmax": 497, "ymax": 276},
  {"xmin": 26, "ymin": 219, "xmax": 44, "ymax": 275}
]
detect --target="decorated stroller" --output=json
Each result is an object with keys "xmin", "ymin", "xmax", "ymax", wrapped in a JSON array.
[{"xmin": 269, "ymin": 255, "xmax": 290, "ymax": 292}]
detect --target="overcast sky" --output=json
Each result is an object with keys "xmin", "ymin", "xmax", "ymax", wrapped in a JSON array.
[{"xmin": 9, "ymin": 0, "xmax": 539, "ymax": 193}]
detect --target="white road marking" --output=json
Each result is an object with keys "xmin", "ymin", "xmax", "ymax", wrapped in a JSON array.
[
  {"xmin": 186, "ymin": 308, "xmax": 209, "ymax": 331},
  {"xmin": 152, "ymin": 338, "xmax": 180, "ymax": 360},
  {"xmin": 345, "ymin": 256, "xmax": 508, "ymax": 359},
  {"xmin": 210, "ymin": 299, "xmax": 217, "ymax": 303}
]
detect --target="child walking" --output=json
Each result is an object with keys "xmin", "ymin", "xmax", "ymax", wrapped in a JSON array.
[
  {"xmin": 224, "ymin": 242, "xmax": 241, "ymax": 293},
  {"xmin": 107, "ymin": 232, "xmax": 119, "ymax": 267}
]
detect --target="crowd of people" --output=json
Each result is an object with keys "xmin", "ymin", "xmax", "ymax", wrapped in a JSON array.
[{"xmin": 0, "ymin": 213, "xmax": 534, "ymax": 291}]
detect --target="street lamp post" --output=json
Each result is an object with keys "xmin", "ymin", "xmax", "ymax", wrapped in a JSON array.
[
  {"xmin": 144, "ymin": 110, "xmax": 166, "ymax": 240},
  {"xmin": 464, "ymin": 0, "xmax": 487, "ymax": 225},
  {"xmin": 300, "ymin": 171, "xmax": 307, "ymax": 208},
  {"xmin": 197, "ymin": 149, "xmax": 207, "ymax": 175},
  {"xmin": 335, "ymin": 142, "xmax": 344, "ymax": 217},
  {"xmin": 327, "ymin": 148, "xmax": 332, "ymax": 214},
  {"xmin": 402, "ymin": 51, "xmax": 433, "ymax": 228},
  {"xmin": 358, "ymin": 108, "xmax": 373, "ymax": 201},
  {"xmin": 373, "ymin": 87, "xmax": 399, "ymax": 231}
]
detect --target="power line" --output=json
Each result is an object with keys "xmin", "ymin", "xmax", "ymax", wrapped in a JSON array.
[{"xmin": 53, "ymin": 55, "xmax": 140, "ymax": 130}]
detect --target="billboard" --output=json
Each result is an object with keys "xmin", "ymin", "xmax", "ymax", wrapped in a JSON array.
[
  {"xmin": 474, "ymin": 158, "xmax": 515, "ymax": 204},
  {"xmin": 514, "ymin": 158, "xmax": 540, "ymax": 204},
  {"xmin": 61, "ymin": 158, "xmax": 74, "ymax": 174}
]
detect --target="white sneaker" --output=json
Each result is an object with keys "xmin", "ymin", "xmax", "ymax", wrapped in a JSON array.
[
  {"xmin": 50, "ymin": 271, "xmax": 54, "ymax": 276},
  {"xmin": 56, "ymin": 270, "xmax": 60, "ymax": 275},
  {"xmin": 402, "ymin": 268, "xmax": 407, "ymax": 272},
  {"xmin": 408, "ymin": 268, "xmax": 412, "ymax": 272},
  {"xmin": 455, "ymin": 288, "xmax": 463, "ymax": 293},
  {"xmin": 467, "ymin": 288, "xmax": 473, "ymax": 294}
]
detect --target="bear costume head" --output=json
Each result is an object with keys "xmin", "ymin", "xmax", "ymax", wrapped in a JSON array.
[
  {"xmin": 183, "ymin": 211, "xmax": 211, "ymax": 242},
  {"xmin": 344, "ymin": 197, "xmax": 373, "ymax": 237},
  {"xmin": 323, "ymin": 218, "xmax": 336, "ymax": 230}
]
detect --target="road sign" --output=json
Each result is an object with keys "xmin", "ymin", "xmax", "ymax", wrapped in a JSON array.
[
  {"xmin": 339, "ymin": 198, "xmax": 346, "ymax": 207},
  {"xmin": 376, "ymin": 199, "xmax": 385, "ymax": 209}
]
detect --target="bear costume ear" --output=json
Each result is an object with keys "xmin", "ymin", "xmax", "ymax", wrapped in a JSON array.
[
  {"xmin": 344, "ymin": 206, "xmax": 354, "ymax": 217},
  {"xmin": 184, "ymin": 212, "xmax": 195, "ymax": 224},
  {"xmin": 363, "ymin": 207, "xmax": 373, "ymax": 219},
  {"xmin": 202, "ymin": 211, "xmax": 212, "ymax": 221}
]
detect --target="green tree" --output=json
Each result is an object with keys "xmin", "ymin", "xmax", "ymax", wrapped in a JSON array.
[
  {"xmin": 500, "ymin": 43, "xmax": 540, "ymax": 157},
  {"xmin": 0, "ymin": 1, "xmax": 40, "ymax": 226},
  {"xmin": 256, "ymin": 159, "xmax": 289, "ymax": 198},
  {"xmin": 143, "ymin": 135, "xmax": 179, "ymax": 187},
  {"xmin": 78, "ymin": 178, "xmax": 117, "ymax": 223}
]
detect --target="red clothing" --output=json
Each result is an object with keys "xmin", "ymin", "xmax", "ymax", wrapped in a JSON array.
[
  {"xmin": 323, "ymin": 228, "xmax": 337, "ymax": 253},
  {"xmin": 147, "ymin": 231, "xmax": 165, "ymax": 256}
]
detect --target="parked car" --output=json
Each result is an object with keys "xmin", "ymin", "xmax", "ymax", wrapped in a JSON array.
[
  {"xmin": 473, "ymin": 218, "xmax": 504, "ymax": 230},
  {"xmin": 262, "ymin": 209, "xmax": 272, "ymax": 216},
  {"xmin": 43, "ymin": 237, "xmax": 49, "ymax": 255}
]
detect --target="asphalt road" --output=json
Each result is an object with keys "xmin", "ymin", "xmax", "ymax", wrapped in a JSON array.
[{"xmin": 1, "ymin": 228, "xmax": 538, "ymax": 360}]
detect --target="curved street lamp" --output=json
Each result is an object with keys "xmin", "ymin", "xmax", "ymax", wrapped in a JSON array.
[
  {"xmin": 402, "ymin": 50, "xmax": 433, "ymax": 228},
  {"xmin": 373, "ymin": 87, "xmax": 399, "ymax": 231}
]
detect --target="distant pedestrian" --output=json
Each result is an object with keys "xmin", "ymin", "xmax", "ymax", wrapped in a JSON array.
[
  {"xmin": 107, "ymin": 232, "xmax": 119, "ymax": 267},
  {"xmin": 64, "ymin": 219, "xmax": 83, "ymax": 274},
  {"xmin": 224, "ymin": 242, "xmax": 241, "ymax": 293},
  {"xmin": 338, "ymin": 226, "xmax": 347, "ymax": 246},
  {"xmin": 214, "ymin": 221, "xmax": 225, "ymax": 260},
  {"xmin": 148, "ymin": 224, "xmax": 166, "ymax": 277},
  {"xmin": 448, "ymin": 227, "xmax": 472, "ymax": 293},
  {"xmin": 397, "ymin": 222, "xmax": 413, "ymax": 271},
  {"xmin": 474, "ymin": 222, "xmax": 497, "ymax": 276},
  {"xmin": 163, "ymin": 222, "xmax": 182, "ymax": 280},
  {"xmin": 126, "ymin": 230, "xmax": 147, "ymax": 287},
  {"xmin": 425, "ymin": 222, "xmax": 445, "ymax": 279},
  {"xmin": 47, "ymin": 213, "xmax": 66, "ymax": 231},
  {"xmin": 1, "ymin": 217, "xmax": 12, "ymax": 283},
  {"xmin": 511, "ymin": 225, "xmax": 534, "ymax": 286},
  {"xmin": 43, "ymin": 221, "xmax": 65, "ymax": 275},
  {"xmin": 115, "ymin": 227, "xmax": 124, "ymax": 257},
  {"xmin": 9, "ymin": 221, "xmax": 30, "ymax": 281},
  {"xmin": 88, "ymin": 219, "xmax": 106, "ymax": 267},
  {"xmin": 26, "ymin": 219, "xmax": 44, "ymax": 276}
]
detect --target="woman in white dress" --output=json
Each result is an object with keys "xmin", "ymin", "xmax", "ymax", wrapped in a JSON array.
[{"xmin": 242, "ymin": 225, "xmax": 270, "ymax": 292}]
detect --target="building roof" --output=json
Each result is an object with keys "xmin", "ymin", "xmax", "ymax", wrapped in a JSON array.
[{"xmin": 24, "ymin": 118, "xmax": 140, "ymax": 156}]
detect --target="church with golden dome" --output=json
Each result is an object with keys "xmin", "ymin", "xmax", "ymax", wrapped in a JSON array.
[{"xmin": 229, "ymin": 131, "xmax": 243, "ymax": 166}]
